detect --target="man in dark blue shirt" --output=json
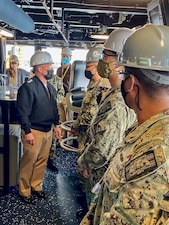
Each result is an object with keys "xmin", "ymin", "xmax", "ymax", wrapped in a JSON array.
[{"xmin": 16, "ymin": 51, "xmax": 61, "ymax": 204}]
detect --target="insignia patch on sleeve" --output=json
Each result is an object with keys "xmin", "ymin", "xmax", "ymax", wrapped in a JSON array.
[
  {"xmin": 125, "ymin": 150, "xmax": 158, "ymax": 181},
  {"xmin": 27, "ymin": 79, "xmax": 33, "ymax": 83}
]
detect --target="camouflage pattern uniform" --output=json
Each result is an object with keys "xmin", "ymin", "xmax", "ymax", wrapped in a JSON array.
[
  {"xmin": 50, "ymin": 74, "xmax": 65, "ymax": 104},
  {"xmin": 78, "ymin": 84, "xmax": 136, "ymax": 204},
  {"xmin": 72, "ymin": 78, "xmax": 111, "ymax": 151},
  {"xmin": 72, "ymin": 77, "xmax": 110, "ymax": 203},
  {"xmin": 91, "ymin": 109, "xmax": 169, "ymax": 225},
  {"xmin": 49, "ymin": 75, "xmax": 65, "ymax": 159}
]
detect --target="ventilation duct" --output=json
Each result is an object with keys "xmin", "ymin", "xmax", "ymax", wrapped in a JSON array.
[{"xmin": 0, "ymin": 0, "xmax": 35, "ymax": 33}]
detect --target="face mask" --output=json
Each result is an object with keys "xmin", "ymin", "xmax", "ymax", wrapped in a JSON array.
[
  {"xmin": 84, "ymin": 70, "xmax": 94, "ymax": 80},
  {"xmin": 97, "ymin": 59, "xmax": 112, "ymax": 78},
  {"xmin": 62, "ymin": 57, "xmax": 70, "ymax": 65},
  {"xmin": 45, "ymin": 70, "xmax": 54, "ymax": 80},
  {"xmin": 121, "ymin": 79, "xmax": 131, "ymax": 108},
  {"xmin": 121, "ymin": 80, "xmax": 128, "ymax": 99}
]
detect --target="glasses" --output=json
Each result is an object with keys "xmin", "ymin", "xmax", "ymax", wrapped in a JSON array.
[
  {"xmin": 102, "ymin": 50, "xmax": 117, "ymax": 58},
  {"xmin": 62, "ymin": 54, "xmax": 70, "ymax": 58},
  {"xmin": 118, "ymin": 70, "xmax": 130, "ymax": 81},
  {"xmin": 11, "ymin": 62, "xmax": 18, "ymax": 64}
]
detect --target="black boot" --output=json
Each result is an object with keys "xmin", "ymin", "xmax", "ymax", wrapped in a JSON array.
[
  {"xmin": 47, "ymin": 158, "xmax": 58, "ymax": 172},
  {"xmin": 76, "ymin": 207, "xmax": 88, "ymax": 222},
  {"xmin": 76, "ymin": 191, "xmax": 88, "ymax": 222}
]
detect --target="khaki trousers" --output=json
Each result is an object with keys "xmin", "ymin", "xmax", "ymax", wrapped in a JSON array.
[{"xmin": 19, "ymin": 128, "xmax": 52, "ymax": 197}]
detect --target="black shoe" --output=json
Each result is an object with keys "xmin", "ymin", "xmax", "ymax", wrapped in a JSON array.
[
  {"xmin": 32, "ymin": 190, "xmax": 47, "ymax": 199},
  {"xmin": 20, "ymin": 195, "xmax": 36, "ymax": 204},
  {"xmin": 56, "ymin": 141, "xmax": 60, "ymax": 148},
  {"xmin": 47, "ymin": 159, "xmax": 58, "ymax": 172},
  {"xmin": 76, "ymin": 193, "xmax": 86, "ymax": 204},
  {"xmin": 76, "ymin": 193, "xmax": 88, "ymax": 210},
  {"xmin": 76, "ymin": 208, "xmax": 88, "ymax": 222}
]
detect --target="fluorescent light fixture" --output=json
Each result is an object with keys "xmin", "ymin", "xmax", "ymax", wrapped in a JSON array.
[
  {"xmin": 0, "ymin": 28, "xmax": 14, "ymax": 38},
  {"xmin": 90, "ymin": 34, "xmax": 109, "ymax": 40}
]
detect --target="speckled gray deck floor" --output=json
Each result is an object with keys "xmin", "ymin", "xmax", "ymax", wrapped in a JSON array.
[{"xmin": 0, "ymin": 148, "xmax": 82, "ymax": 225}]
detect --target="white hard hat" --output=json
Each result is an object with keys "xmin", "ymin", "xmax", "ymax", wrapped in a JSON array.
[
  {"xmin": 86, "ymin": 46, "xmax": 103, "ymax": 62},
  {"xmin": 61, "ymin": 47, "xmax": 72, "ymax": 56},
  {"xmin": 104, "ymin": 28, "xmax": 134, "ymax": 54},
  {"xmin": 118, "ymin": 24, "xmax": 169, "ymax": 72},
  {"xmin": 9, "ymin": 54, "xmax": 18, "ymax": 62},
  {"xmin": 30, "ymin": 51, "xmax": 53, "ymax": 67}
]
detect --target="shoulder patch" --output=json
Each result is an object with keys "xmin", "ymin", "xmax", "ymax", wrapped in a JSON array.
[
  {"xmin": 125, "ymin": 148, "xmax": 166, "ymax": 181},
  {"xmin": 27, "ymin": 79, "xmax": 33, "ymax": 83}
]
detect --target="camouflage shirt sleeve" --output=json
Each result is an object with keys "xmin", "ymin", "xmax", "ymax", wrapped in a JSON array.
[
  {"xmin": 78, "ymin": 86, "xmax": 136, "ymax": 170},
  {"xmin": 72, "ymin": 79, "xmax": 111, "ymax": 131},
  {"xmin": 49, "ymin": 75, "xmax": 65, "ymax": 103},
  {"xmin": 96, "ymin": 110, "xmax": 169, "ymax": 225},
  {"xmin": 72, "ymin": 81, "xmax": 100, "ymax": 130}
]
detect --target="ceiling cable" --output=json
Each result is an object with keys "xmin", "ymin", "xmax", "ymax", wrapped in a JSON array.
[{"xmin": 42, "ymin": 0, "xmax": 68, "ymax": 43}]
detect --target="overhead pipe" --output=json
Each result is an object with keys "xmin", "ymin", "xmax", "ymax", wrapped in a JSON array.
[
  {"xmin": 0, "ymin": 0, "xmax": 35, "ymax": 33},
  {"xmin": 54, "ymin": 1, "xmax": 147, "ymax": 14},
  {"xmin": 42, "ymin": 0, "xmax": 68, "ymax": 43},
  {"xmin": 50, "ymin": 0, "xmax": 54, "ymax": 17},
  {"xmin": 61, "ymin": 8, "xmax": 65, "ymax": 32}
]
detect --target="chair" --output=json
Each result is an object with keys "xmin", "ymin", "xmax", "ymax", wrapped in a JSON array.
[
  {"xmin": 69, "ymin": 60, "xmax": 89, "ymax": 92},
  {"xmin": 60, "ymin": 60, "xmax": 89, "ymax": 152}
]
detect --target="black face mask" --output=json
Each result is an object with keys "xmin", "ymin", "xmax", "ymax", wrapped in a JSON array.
[
  {"xmin": 121, "ymin": 80, "xmax": 128, "ymax": 100},
  {"xmin": 84, "ymin": 70, "xmax": 94, "ymax": 80},
  {"xmin": 121, "ymin": 79, "xmax": 130, "ymax": 108},
  {"xmin": 121, "ymin": 79, "xmax": 142, "ymax": 110},
  {"xmin": 45, "ymin": 70, "xmax": 54, "ymax": 80}
]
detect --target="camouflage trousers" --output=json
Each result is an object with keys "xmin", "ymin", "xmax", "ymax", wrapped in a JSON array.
[
  {"xmin": 78, "ymin": 172, "xmax": 94, "ymax": 207},
  {"xmin": 49, "ymin": 131, "xmax": 59, "ymax": 159},
  {"xmin": 77, "ymin": 129, "xmax": 91, "ymax": 152}
]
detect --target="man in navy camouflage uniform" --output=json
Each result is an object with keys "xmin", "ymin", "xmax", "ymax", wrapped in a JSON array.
[
  {"xmin": 81, "ymin": 24, "xmax": 169, "ymax": 225},
  {"xmin": 47, "ymin": 74, "xmax": 65, "ymax": 171},
  {"xmin": 71, "ymin": 46, "xmax": 111, "ymax": 152},
  {"xmin": 71, "ymin": 46, "xmax": 111, "ymax": 219},
  {"xmin": 78, "ymin": 28, "xmax": 136, "ymax": 210}
]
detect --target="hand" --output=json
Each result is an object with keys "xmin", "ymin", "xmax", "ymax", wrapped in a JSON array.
[
  {"xmin": 86, "ymin": 62, "xmax": 98, "ymax": 75},
  {"xmin": 54, "ymin": 126, "xmax": 62, "ymax": 139},
  {"xmin": 71, "ymin": 127, "xmax": 79, "ymax": 136},
  {"xmin": 83, "ymin": 169, "xmax": 90, "ymax": 178},
  {"xmin": 78, "ymin": 166, "xmax": 84, "ymax": 174},
  {"xmin": 78, "ymin": 167, "xmax": 90, "ymax": 178},
  {"xmin": 25, "ymin": 133, "xmax": 35, "ymax": 145}
]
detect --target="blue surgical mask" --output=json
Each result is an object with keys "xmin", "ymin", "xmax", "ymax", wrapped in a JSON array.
[{"xmin": 62, "ymin": 57, "xmax": 70, "ymax": 65}]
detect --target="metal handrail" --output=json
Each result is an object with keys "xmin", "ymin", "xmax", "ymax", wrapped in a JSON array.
[{"xmin": 60, "ymin": 136, "xmax": 80, "ymax": 152}]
